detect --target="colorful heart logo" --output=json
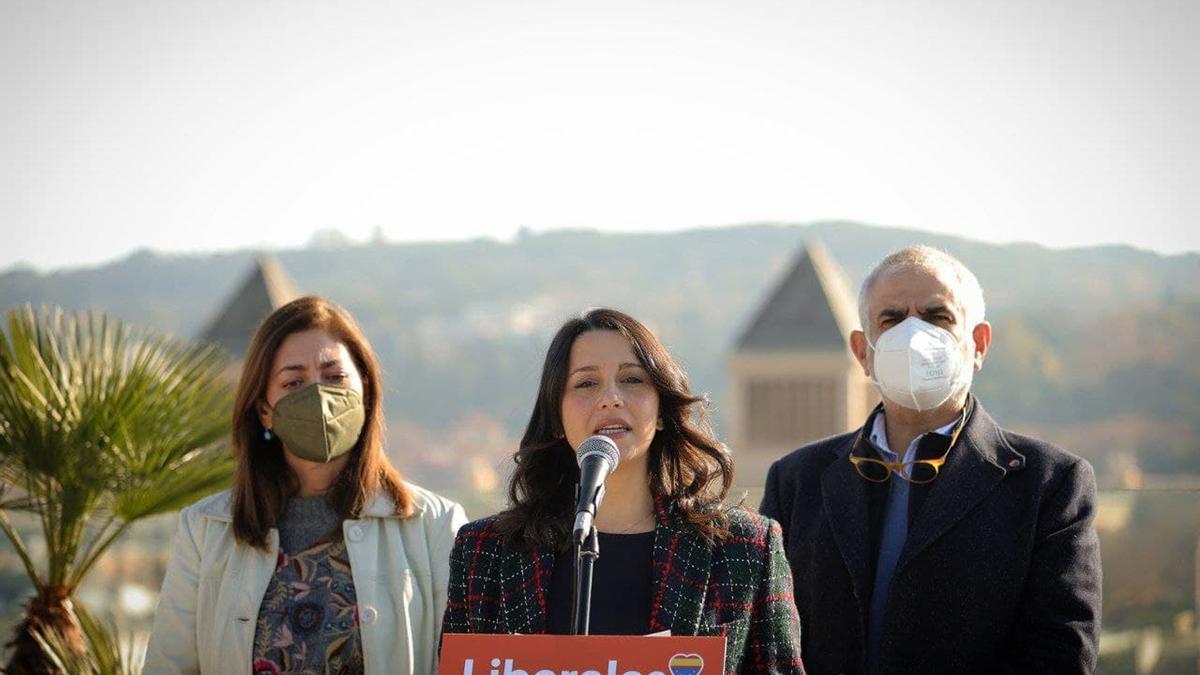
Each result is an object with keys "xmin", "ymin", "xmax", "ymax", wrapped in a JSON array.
[{"xmin": 668, "ymin": 652, "xmax": 704, "ymax": 675}]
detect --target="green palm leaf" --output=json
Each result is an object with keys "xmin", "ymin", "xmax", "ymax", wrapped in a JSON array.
[
  {"xmin": 0, "ymin": 304, "xmax": 235, "ymax": 671},
  {"xmin": 33, "ymin": 603, "xmax": 147, "ymax": 675}
]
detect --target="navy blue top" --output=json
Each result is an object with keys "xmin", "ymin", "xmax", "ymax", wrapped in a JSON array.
[{"xmin": 546, "ymin": 531, "xmax": 656, "ymax": 635}]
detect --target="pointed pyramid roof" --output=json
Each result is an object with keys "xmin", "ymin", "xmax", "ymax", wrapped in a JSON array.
[
  {"xmin": 200, "ymin": 256, "xmax": 300, "ymax": 357},
  {"xmin": 736, "ymin": 241, "xmax": 859, "ymax": 352}
]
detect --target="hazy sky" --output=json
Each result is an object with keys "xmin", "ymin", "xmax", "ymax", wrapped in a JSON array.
[{"xmin": 3, "ymin": 0, "xmax": 1197, "ymax": 271}]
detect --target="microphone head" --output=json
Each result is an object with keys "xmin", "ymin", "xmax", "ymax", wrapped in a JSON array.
[{"xmin": 576, "ymin": 434, "xmax": 620, "ymax": 472}]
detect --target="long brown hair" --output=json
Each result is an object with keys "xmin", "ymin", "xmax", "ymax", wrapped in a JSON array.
[
  {"xmin": 230, "ymin": 296, "xmax": 412, "ymax": 548},
  {"xmin": 495, "ymin": 308, "xmax": 733, "ymax": 552}
]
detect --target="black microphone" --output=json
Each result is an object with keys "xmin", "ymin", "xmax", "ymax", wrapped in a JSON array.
[{"xmin": 572, "ymin": 434, "xmax": 620, "ymax": 545}]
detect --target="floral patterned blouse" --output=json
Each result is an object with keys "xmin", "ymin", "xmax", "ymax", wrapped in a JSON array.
[{"xmin": 252, "ymin": 513, "xmax": 362, "ymax": 673}]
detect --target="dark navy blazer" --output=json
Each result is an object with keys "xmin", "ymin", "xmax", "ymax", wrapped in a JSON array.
[{"xmin": 760, "ymin": 399, "xmax": 1101, "ymax": 675}]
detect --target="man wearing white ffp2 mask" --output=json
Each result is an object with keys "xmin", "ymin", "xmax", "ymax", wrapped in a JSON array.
[
  {"xmin": 760, "ymin": 244, "xmax": 1101, "ymax": 675},
  {"xmin": 867, "ymin": 315, "xmax": 976, "ymax": 412}
]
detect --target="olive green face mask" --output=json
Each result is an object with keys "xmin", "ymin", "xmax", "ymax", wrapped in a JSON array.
[{"xmin": 267, "ymin": 383, "xmax": 366, "ymax": 463}]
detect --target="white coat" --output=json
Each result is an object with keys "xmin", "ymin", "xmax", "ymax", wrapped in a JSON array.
[{"xmin": 143, "ymin": 483, "xmax": 466, "ymax": 674}]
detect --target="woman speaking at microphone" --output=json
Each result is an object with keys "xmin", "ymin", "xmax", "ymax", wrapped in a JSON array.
[
  {"xmin": 442, "ymin": 308, "xmax": 804, "ymax": 674},
  {"xmin": 144, "ymin": 296, "xmax": 466, "ymax": 674}
]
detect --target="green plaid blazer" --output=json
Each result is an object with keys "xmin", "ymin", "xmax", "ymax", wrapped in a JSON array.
[{"xmin": 441, "ymin": 498, "xmax": 805, "ymax": 674}]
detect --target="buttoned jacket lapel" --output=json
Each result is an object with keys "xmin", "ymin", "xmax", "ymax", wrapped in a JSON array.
[
  {"xmin": 646, "ymin": 496, "xmax": 712, "ymax": 636},
  {"xmin": 896, "ymin": 402, "xmax": 1021, "ymax": 573},
  {"xmin": 821, "ymin": 425, "xmax": 874, "ymax": 620}
]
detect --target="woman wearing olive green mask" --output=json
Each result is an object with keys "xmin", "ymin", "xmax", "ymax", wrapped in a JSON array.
[{"xmin": 145, "ymin": 296, "xmax": 467, "ymax": 674}]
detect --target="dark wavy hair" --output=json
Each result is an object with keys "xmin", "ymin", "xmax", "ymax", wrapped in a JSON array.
[
  {"xmin": 495, "ymin": 308, "xmax": 733, "ymax": 552},
  {"xmin": 230, "ymin": 296, "xmax": 413, "ymax": 549}
]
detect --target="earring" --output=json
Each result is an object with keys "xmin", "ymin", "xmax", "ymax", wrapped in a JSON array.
[
  {"xmin": 263, "ymin": 429, "xmax": 273, "ymax": 441},
  {"xmin": 656, "ymin": 418, "xmax": 664, "ymax": 431}
]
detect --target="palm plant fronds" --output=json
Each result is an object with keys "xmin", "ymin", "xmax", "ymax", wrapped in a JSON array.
[
  {"xmin": 0, "ymin": 305, "xmax": 235, "ymax": 672},
  {"xmin": 32, "ymin": 603, "xmax": 147, "ymax": 675}
]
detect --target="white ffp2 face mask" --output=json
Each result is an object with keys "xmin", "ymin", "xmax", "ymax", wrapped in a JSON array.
[{"xmin": 867, "ymin": 316, "xmax": 975, "ymax": 412}]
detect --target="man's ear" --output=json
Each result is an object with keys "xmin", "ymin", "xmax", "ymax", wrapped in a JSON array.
[
  {"xmin": 850, "ymin": 330, "xmax": 870, "ymax": 377},
  {"xmin": 971, "ymin": 321, "xmax": 992, "ymax": 371}
]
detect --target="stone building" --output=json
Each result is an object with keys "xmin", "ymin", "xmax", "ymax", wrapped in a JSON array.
[
  {"xmin": 727, "ymin": 242, "xmax": 876, "ymax": 491},
  {"xmin": 199, "ymin": 256, "xmax": 300, "ymax": 360}
]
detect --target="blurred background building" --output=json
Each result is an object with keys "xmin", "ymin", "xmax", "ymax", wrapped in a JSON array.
[{"xmin": 727, "ymin": 242, "xmax": 876, "ymax": 495}]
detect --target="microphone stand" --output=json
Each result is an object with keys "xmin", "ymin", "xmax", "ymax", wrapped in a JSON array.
[{"xmin": 570, "ymin": 525, "xmax": 599, "ymax": 635}]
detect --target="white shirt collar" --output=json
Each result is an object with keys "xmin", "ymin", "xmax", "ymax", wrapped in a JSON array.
[{"xmin": 869, "ymin": 410, "xmax": 959, "ymax": 462}]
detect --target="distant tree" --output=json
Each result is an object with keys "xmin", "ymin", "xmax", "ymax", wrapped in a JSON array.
[
  {"xmin": 370, "ymin": 225, "xmax": 388, "ymax": 245},
  {"xmin": 0, "ymin": 306, "xmax": 233, "ymax": 674},
  {"xmin": 307, "ymin": 227, "xmax": 354, "ymax": 248}
]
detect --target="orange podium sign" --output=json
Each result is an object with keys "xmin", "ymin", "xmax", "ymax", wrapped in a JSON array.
[{"xmin": 439, "ymin": 633, "xmax": 726, "ymax": 675}]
